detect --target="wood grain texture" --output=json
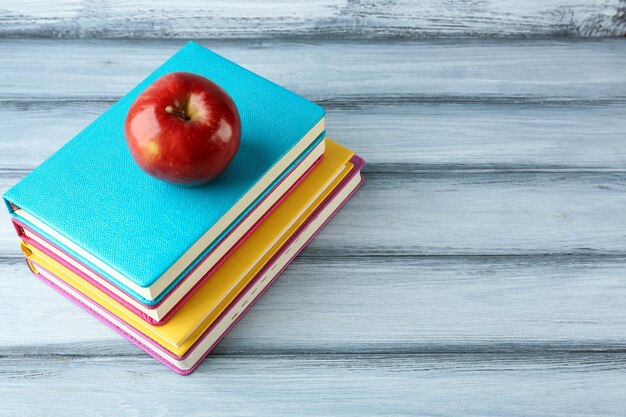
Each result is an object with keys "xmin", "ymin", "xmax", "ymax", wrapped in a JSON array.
[
  {"xmin": 0, "ymin": 0, "xmax": 625, "ymax": 39},
  {"xmin": 1, "ymin": 39, "xmax": 625, "ymax": 171},
  {"xmin": 1, "ymin": 34, "xmax": 626, "ymax": 414},
  {"xmin": 3, "ymin": 102, "xmax": 626, "ymax": 172},
  {"xmin": 2, "ymin": 171, "xmax": 626, "ymax": 256},
  {"xmin": 2, "ymin": 354, "xmax": 626, "ymax": 416},
  {"xmin": 2, "ymin": 39, "xmax": 626, "ymax": 102},
  {"xmin": 2, "ymin": 254, "xmax": 626, "ymax": 351}
]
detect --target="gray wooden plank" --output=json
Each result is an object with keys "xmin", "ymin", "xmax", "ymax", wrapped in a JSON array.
[
  {"xmin": 3, "ymin": 171, "xmax": 626, "ymax": 256},
  {"xmin": 3, "ymin": 101, "xmax": 626, "ymax": 171},
  {"xmin": 0, "ymin": 0, "xmax": 624, "ymax": 39},
  {"xmin": 0, "ymin": 15, "xmax": 623, "ymax": 416},
  {"xmin": 307, "ymin": 171, "xmax": 626, "ymax": 255},
  {"xmin": 1, "ymin": 353, "xmax": 626, "ymax": 416},
  {"xmin": 2, "ymin": 249, "xmax": 626, "ymax": 350},
  {"xmin": 1, "ymin": 39, "xmax": 625, "ymax": 102}
]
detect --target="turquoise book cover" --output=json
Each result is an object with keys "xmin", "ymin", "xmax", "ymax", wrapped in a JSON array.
[{"xmin": 4, "ymin": 41, "xmax": 325, "ymax": 301}]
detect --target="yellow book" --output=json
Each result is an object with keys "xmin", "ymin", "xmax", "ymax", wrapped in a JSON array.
[{"xmin": 22, "ymin": 140, "xmax": 359, "ymax": 361}]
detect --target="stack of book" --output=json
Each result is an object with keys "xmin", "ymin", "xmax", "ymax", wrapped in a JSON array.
[{"xmin": 3, "ymin": 42, "xmax": 364, "ymax": 375}]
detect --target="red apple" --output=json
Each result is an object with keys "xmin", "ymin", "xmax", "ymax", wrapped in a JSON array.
[{"xmin": 124, "ymin": 72, "xmax": 241, "ymax": 185}]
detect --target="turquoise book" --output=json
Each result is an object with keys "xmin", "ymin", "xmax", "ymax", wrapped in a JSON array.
[{"xmin": 4, "ymin": 41, "xmax": 325, "ymax": 304}]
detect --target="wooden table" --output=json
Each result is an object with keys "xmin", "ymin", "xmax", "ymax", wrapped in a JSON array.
[{"xmin": 1, "ymin": 2, "xmax": 625, "ymax": 415}]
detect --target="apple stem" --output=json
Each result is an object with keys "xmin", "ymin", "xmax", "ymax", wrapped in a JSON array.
[{"xmin": 165, "ymin": 105, "xmax": 191, "ymax": 121}]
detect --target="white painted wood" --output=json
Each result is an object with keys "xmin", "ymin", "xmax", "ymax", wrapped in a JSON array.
[
  {"xmin": 1, "ymin": 39, "xmax": 625, "ymax": 170},
  {"xmin": 2, "ymin": 171, "xmax": 626, "ymax": 256},
  {"xmin": 3, "ymin": 102, "xmax": 626, "ymax": 171},
  {"xmin": 308, "ymin": 171, "xmax": 626, "ymax": 255},
  {"xmin": 2, "ymin": 354, "xmax": 626, "ymax": 416},
  {"xmin": 1, "ymin": 40, "xmax": 625, "ymax": 102},
  {"xmin": 2, "ymin": 255, "xmax": 626, "ymax": 351},
  {"xmin": 0, "ymin": 0, "xmax": 624, "ymax": 39},
  {"xmin": 1, "ymin": 34, "xmax": 626, "ymax": 412}
]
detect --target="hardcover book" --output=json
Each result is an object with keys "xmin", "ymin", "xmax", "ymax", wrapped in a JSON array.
[
  {"xmin": 22, "ymin": 142, "xmax": 364, "ymax": 374},
  {"xmin": 4, "ymin": 41, "xmax": 325, "ymax": 304},
  {"xmin": 15, "ymin": 141, "xmax": 345, "ymax": 325},
  {"xmin": 12, "ymin": 140, "xmax": 323, "ymax": 324}
]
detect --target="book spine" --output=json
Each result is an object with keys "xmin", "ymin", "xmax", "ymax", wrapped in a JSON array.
[{"xmin": 3, "ymin": 195, "xmax": 18, "ymax": 214}]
